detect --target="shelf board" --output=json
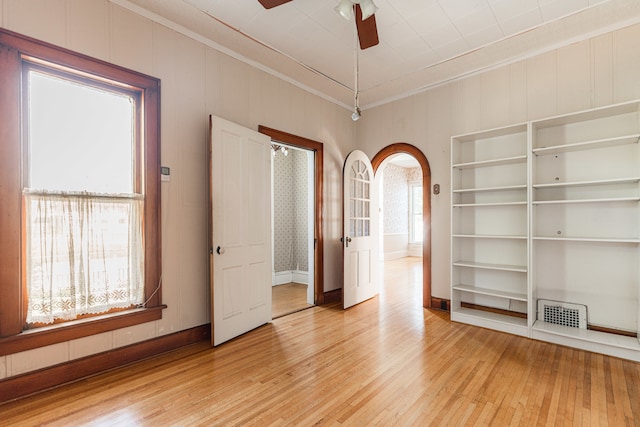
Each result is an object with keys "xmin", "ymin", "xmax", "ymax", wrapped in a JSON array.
[
  {"xmin": 532, "ymin": 321, "xmax": 640, "ymax": 350},
  {"xmin": 453, "ymin": 184, "xmax": 527, "ymax": 193},
  {"xmin": 533, "ymin": 177, "xmax": 640, "ymax": 189},
  {"xmin": 453, "ymin": 234, "xmax": 527, "ymax": 240},
  {"xmin": 532, "ymin": 133, "xmax": 640, "ymax": 155},
  {"xmin": 452, "ymin": 155, "xmax": 527, "ymax": 170},
  {"xmin": 453, "ymin": 124, "xmax": 528, "ymax": 142},
  {"xmin": 452, "ymin": 261, "xmax": 527, "ymax": 273},
  {"xmin": 533, "ymin": 196, "xmax": 640, "ymax": 205},
  {"xmin": 453, "ymin": 201, "xmax": 527, "ymax": 207},
  {"xmin": 452, "ymin": 284, "xmax": 527, "ymax": 301},
  {"xmin": 533, "ymin": 236, "xmax": 640, "ymax": 243},
  {"xmin": 451, "ymin": 307, "xmax": 529, "ymax": 337}
]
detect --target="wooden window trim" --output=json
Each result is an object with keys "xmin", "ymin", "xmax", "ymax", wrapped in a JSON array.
[{"xmin": 0, "ymin": 28, "xmax": 162, "ymax": 354}]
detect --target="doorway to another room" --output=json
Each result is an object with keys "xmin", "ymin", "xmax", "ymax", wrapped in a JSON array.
[
  {"xmin": 377, "ymin": 154, "xmax": 423, "ymax": 304},
  {"xmin": 271, "ymin": 142, "xmax": 315, "ymax": 318},
  {"xmin": 372, "ymin": 143, "xmax": 432, "ymax": 308}
]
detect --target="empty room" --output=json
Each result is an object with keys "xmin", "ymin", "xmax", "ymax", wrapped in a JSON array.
[{"xmin": 1, "ymin": 0, "xmax": 639, "ymax": 425}]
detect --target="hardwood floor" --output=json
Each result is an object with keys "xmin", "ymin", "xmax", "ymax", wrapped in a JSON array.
[
  {"xmin": 2, "ymin": 257, "xmax": 639, "ymax": 426},
  {"xmin": 272, "ymin": 282, "xmax": 313, "ymax": 319}
]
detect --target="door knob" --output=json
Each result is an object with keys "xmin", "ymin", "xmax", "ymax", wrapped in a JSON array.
[
  {"xmin": 217, "ymin": 246, "xmax": 225, "ymax": 255},
  {"xmin": 345, "ymin": 237, "xmax": 352, "ymax": 247}
]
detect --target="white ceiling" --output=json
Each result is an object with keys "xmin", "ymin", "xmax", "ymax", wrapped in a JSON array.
[
  {"xmin": 386, "ymin": 153, "xmax": 420, "ymax": 168},
  {"xmin": 118, "ymin": 0, "xmax": 640, "ymax": 110}
]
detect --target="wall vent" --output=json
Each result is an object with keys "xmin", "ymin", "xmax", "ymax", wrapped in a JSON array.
[{"xmin": 537, "ymin": 300, "xmax": 587, "ymax": 329}]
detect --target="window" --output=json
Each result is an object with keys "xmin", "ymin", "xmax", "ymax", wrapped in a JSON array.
[
  {"xmin": 349, "ymin": 160, "xmax": 371, "ymax": 238},
  {"xmin": 24, "ymin": 67, "xmax": 144, "ymax": 326},
  {"xmin": 0, "ymin": 28, "xmax": 162, "ymax": 354},
  {"xmin": 409, "ymin": 183, "xmax": 423, "ymax": 243}
]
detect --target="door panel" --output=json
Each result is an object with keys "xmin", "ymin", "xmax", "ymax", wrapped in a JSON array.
[
  {"xmin": 210, "ymin": 116, "xmax": 272, "ymax": 346},
  {"xmin": 343, "ymin": 150, "xmax": 379, "ymax": 309}
]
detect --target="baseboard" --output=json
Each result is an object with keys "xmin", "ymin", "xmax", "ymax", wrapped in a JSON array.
[
  {"xmin": 383, "ymin": 250, "xmax": 409, "ymax": 261},
  {"xmin": 460, "ymin": 302, "xmax": 527, "ymax": 318},
  {"xmin": 431, "ymin": 297, "xmax": 450, "ymax": 312},
  {"xmin": 323, "ymin": 289, "xmax": 342, "ymax": 304},
  {"xmin": 0, "ymin": 324, "xmax": 210, "ymax": 404},
  {"xmin": 407, "ymin": 245, "xmax": 422, "ymax": 258},
  {"xmin": 273, "ymin": 270, "xmax": 309, "ymax": 286}
]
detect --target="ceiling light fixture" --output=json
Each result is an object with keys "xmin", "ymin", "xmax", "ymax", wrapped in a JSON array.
[
  {"xmin": 351, "ymin": 106, "xmax": 361, "ymax": 121},
  {"xmin": 271, "ymin": 143, "xmax": 288, "ymax": 157},
  {"xmin": 334, "ymin": 0, "xmax": 378, "ymax": 21},
  {"xmin": 351, "ymin": 10, "xmax": 361, "ymax": 122},
  {"xmin": 335, "ymin": 0, "xmax": 377, "ymax": 121},
  {"xmin": 359, "ymin": 0, "xmax": 378, "ymax": 20},
  {"xmin": 334, "ymin": 0, "xmax": 354, "ymax": 20}
]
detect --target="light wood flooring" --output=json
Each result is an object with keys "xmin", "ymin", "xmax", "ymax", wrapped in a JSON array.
[
  {"xmin": 272, "ymin": 282, "xmax": 313, "ymax": 319},
  {"xmin": 2, "ymin": 257, "xmax": 639, "ymax": 426}
]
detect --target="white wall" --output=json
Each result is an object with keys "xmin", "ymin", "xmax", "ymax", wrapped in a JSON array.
[
  {"xmin": 356, "ymin": 23, "xmax": 640, "ymax": 301},
  {"xmin": 0, "ymin": 0, "xmax": 354, "ymax": 380}
]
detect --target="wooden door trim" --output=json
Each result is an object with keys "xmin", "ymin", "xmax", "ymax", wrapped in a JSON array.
[
  {"xmin": 258, "ymin": 126, "xmax": 325, "ymax": 305},
  {"xmin": 371, "ymin": 143, "xmax": 432, "ymax": 308}
]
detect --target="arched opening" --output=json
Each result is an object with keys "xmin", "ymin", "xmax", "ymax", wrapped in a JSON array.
[{"xmin": 372, "ymin": 143, "xmax": 432, "ymax": 308}]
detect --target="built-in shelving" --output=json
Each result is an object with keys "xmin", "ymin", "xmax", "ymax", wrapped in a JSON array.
[
  {"xmin": 532, "ymin": 177, "xmax": 640, "ymax": 189},
  {"xmin": 451, "ymin": 100, "xmax": 640, "ymax": 361},
  {"xmin": 453, "ymin": 284, "xmax": 527, "ymax": 301},
  {"xmin": 532, "ymin": 236, "xmax": 640, "ymax": 243},
  {"xmin": 453, "ymin": 184, "xmax": 527, "ymax": 193},
  {"xmin": 452, "ymin": 154, "xmax": 527, "ymax": 169},
  {"xmin": 453, "ymin": 201, "xmax": 527, "ymax": 207},
  {"xmin": 451, "ymin": 123, "xmax": 530, "ymax": 337},
  {"xmin": 453, "ymin": 234, "xmax": 527, "ymax": 239},
  {"xmin": 452, "ymin": 260, "xmax": 527, "ymax": 273},
  {"xmin": 452, "ymin": 307, "xmax": 528, "ymax": 337},
  {"xmin": 533, "ymin": 197, "xmax": 640, "ymax": 205},
  {"xmin": 532, "ymin": 133, "xmax": 640, "ymax": 155}
]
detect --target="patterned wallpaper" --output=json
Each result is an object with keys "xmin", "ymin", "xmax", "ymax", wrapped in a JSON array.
[
  {"xmin": 406, "ymin": 167, "xmax": 421, "ymax": 183},
  {"xmin": 383, "ymin": 164, "xmax": 421, "ymax": 234},
  {"xmin": 273, "ymin": 149, "xmax": 309, "ymax": 273}
]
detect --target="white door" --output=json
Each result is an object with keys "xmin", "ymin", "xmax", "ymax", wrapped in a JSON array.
[
  {"xmin": 343, "ymin": 150, "xmax": 379, "ymax": 309},
  {"xmin": 210, "ymin": 116, "xmax": 272, "ymax": 346}
]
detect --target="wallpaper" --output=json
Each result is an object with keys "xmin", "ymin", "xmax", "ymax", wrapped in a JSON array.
[
  {"xmin": 273, "ymin": 149, "xmax": 309, "ymax": 273},
  {"xmin": 383, "ymin": 164, "xmax": 421, "ymax": 234}
]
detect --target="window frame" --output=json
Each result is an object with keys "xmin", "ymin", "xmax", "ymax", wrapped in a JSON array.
[
  {"xmin": 0, "ymin": 28, "xmax": 163, "ymax": 356},
  {"xmin": 409, "ymin": 181, "xmax": 423, "ymax": 244}
]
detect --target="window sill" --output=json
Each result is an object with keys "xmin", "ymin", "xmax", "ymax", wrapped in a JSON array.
[{"xmin": 0, "ymin": 305, "xmax": 166, "ymax": 356}]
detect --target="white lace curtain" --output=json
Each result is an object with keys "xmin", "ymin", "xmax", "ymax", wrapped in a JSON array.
[{"xmin": 24, "ymin": 190, "xmax": 144, "ymax": 325}]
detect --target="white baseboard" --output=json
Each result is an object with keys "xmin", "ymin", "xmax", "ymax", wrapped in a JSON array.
[
  {"xmin": 408, "ymin": 244, "xmax": 422, "ymax": 258},
  {"xmin": 273, "ymin": 270, "xmax": 309, "ymax": 286},
  {"xmin": 383, "ymin": 250, "xmax": 408, "ymax": 261}
]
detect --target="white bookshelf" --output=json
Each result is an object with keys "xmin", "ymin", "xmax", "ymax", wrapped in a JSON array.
[
  {"xmin": 450, "ymin": 100, "xmax": 640, "ymax": 361},
  {"xmin": 451, "ymin": 124, "xmax": 530, "ymax": 336},
  {"xmin": 530, "ymin": 100, "xmax": 640, "ymax": 360}
]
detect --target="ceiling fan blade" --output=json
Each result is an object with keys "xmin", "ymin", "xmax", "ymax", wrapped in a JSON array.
[
  {"xmin": 257, "ymin": 0, "xmax": 293, "ymax": 9},
  {"xmin": 355, "ymin": 4, "xmax": 379, "ymax": 50}
]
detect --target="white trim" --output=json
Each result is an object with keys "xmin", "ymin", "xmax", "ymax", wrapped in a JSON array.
[
  {"xmin": 383, "ymin": 250, "xmax": 409, "ymax": 261},
  {"xmin": 408, "ymin": 244, "xmax": 422, "ymax": 258},
  {"xmin": 108, "ymin": 0, "xmax": 351, "ymax": 111},
  {"xmin": 272, "ymin": 270, "xmax": 309, "ymax": 286}
]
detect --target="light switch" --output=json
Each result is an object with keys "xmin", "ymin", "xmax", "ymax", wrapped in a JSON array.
[{"xmin": 161, "ymin": 166, "xmax": 170, "ymax": 182}]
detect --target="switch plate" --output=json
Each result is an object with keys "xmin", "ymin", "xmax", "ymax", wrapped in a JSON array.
[{"xmin": 161, "ymin": 166, "xmax": 170, "ymax": 182}]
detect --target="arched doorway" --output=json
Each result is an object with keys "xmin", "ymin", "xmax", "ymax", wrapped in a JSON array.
[{"xmin": 371, "ymin": 143, "xmax": 432, "ymax": 308}]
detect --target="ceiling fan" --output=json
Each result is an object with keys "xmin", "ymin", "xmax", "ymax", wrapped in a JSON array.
[{"xmin": 257, "ymin": 0, "xmax": 380, "ymax": 50}]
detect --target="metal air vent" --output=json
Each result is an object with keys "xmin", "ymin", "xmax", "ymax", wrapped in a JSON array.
[{"xmin": 537, "ymin": 299, "xmax": 587, "ymax": 329}]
